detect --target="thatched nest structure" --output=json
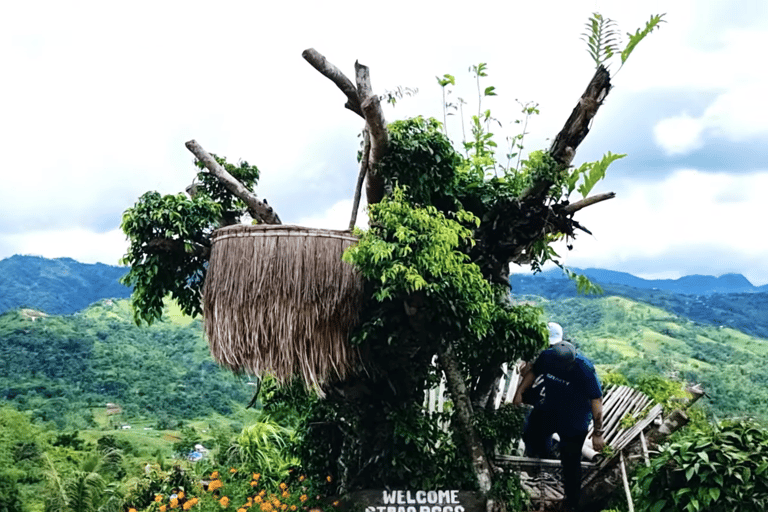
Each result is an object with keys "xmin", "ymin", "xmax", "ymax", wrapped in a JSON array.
[{"xmin": 204, "ymin": 224, "xmax": 364, "ymax": 389}]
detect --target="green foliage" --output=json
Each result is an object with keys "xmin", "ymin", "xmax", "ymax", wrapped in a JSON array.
[
  {"xmin": 120, "ymin": 191, "xmax": 221, "ymax": 325},
  {"xmin": 581, "ymin": 12, "xmax": 666, "ymax": 71},
  {"xmin": 120, "ymin": 154, "xmax": 259, "ymax": 326},
  {"xmin": 228, "ymin": 417, "xmax": 298, "ymax": 485},
  {"xmin": 378, "ymin": 117, "xmax": 466, "ymax": 211},
  {"xmin": 582, "ymin": 13, "xmax": 621, "ymax": 68},
  {"xmin": 621, "ymin": 14, "xmax": 666, "ymax": 66},
  {"xmin": 192, "ymin": 155, "xmax": 259, "ymax": 219},
  {"xmin": 635, "ymin": 374, "xmax": 690, "ymax": 411},
  {"xmin": 634, "ymin": 419, "xmax": 768, "ymax": 512},
  {"xmin": 566, "ymin": 151, "xmax": 626, "ymax": 198},
  {"xmin": 0, "ymin": 301, "xmax": 250, "ymax": 428},
  {"xmin": 473, "ymin": 403, "xmax": 526, "ymax": 456}
]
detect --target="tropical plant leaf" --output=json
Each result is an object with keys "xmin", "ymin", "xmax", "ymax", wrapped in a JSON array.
[
  {"xmin": 621, "ymin": 14, "xmax": 666, "ymax": 64},
  {"xmin": 581, "ymin": 13, "xmax": 621, "ymax": 68}
]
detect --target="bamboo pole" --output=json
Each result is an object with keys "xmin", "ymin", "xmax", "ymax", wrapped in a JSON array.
[{"xmin": 619, "ymin": 451, "xmax": 635, "ymax": 512}]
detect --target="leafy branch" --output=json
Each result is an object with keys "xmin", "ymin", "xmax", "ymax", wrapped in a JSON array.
[{"xmin": 582, "ymin": 13, "xmax": 621, "ymax": 69}]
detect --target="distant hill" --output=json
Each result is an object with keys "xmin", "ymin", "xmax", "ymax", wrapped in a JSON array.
[
  {"xmin": 511, "ymin": 267, "xmax": 766, "ymax": 295},
  {"xmin": 533, "ymin": 294, "xmax": 768, "ymax": 423},
  {"xmin": 510, "ymin": 268, "xmax": 768, "ymax": 339},
  {"xmin": 0, "ymin": 255, "xmax": 132, "ymax": 315},
  {"xmin": 0, "ymin": 298, "xmax": 250, "ymax": 429}
]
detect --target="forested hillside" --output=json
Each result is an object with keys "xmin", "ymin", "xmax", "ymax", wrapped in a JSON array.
[
  {"xmin": 532, "ymin": 294, "xmax": 768, "ymax": 423},
  {"xmin": 511, "ymin": 269, "xmax": 768, "ymax": 339},
  {"xmin": 0, "ymin": 299, "xmax": 250, "ymax": 430},
  {"xmin": 0, "ymin": 255, "xmax": 132, "ymax": 315}
]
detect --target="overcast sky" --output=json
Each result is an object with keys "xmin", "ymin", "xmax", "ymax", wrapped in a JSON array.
[{"xmin": 2, "ymin": 0, "xmax": 767, "ymax": 284}]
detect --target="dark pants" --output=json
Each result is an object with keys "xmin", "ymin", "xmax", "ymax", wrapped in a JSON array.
[{"xmin": 523, "ymin": 408, "xmax": 588, "ymax": 511}]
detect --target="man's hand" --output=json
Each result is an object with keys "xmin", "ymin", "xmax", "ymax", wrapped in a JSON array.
[
  {"xmin": 591, "ymin": 432, "xmax": 606, "ymax": 452},
  {"xmin": 512, "ymin": 393, "xmax": 523, "ymax": 406}
]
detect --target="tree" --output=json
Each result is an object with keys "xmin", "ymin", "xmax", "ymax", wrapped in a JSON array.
[
  {"xmin": 43, "ymin": 450, "xmax": 124, "ymax": 512},
  {"xmin": 121, "ymin": 13, "xmax": 664, "ymax": 510}
]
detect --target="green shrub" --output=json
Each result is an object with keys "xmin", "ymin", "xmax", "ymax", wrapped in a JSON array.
[{"xmin": 634, "ymin": 418, "xmax": 768, "ymax": 512}]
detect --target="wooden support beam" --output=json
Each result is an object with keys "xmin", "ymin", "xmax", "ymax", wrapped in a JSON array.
[{"xmin": 619, "ymin": 451, "xmax": 635, "ymax": 512}]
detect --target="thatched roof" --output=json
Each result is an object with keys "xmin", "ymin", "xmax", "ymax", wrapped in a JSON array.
[{"xmin": 203, "ymin": 224, "xmax": 363, "ymax": 390}]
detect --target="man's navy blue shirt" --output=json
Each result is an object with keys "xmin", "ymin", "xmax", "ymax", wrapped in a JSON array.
[{"xmin": 532, "ymin": 350, "xmax": 602, "ymax": 436}]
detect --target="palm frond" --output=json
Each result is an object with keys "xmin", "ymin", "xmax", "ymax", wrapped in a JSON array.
[
  {"xmin": 581, "ymin": 13, "xmax": 621, "ymax": 69},
  {"xmin": 621, "ymin": 14, "xmax": 666, "ymax": 65}
]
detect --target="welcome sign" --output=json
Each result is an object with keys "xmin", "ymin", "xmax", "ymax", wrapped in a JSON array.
[{"xmin": 346, "ymin": 490, "xmax": 483, "ymax": 512}]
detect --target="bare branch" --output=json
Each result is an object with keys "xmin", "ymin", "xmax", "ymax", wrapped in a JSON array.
[
  {"xmin": 302, "ymin": 48, "xmax": 364, "ymax": 118},
  {"xmin": 562, "ymin": 192, "xmax": 616, "ymax": 214},
  {"xmin": 355, "ymin": 61, "xmax": 388, "ymax": 205},
  {"xmin": 349, "ymin": 129, "xmax": 370, "ymax": 230},
  {"xmin": 184, "ymin": 140, "xmax": 281, "ymax": 225},
  {"xmin": 519, "ymin": 65, "xmax": 612, "ymax": 201},
  {"xmin": 549, "ymin": 65, "xmax": 612, "ymax": 166}
]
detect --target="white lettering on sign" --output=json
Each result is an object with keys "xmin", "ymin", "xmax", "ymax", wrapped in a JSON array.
[{"xmin": 379, "ymin": 490, "xmax": 462, "ymax": 512}]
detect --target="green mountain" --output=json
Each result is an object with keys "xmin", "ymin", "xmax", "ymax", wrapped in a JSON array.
[
  {"xmin": 532, "ymin": 294, "xmax": 768, "ymax": 423},
  {"xmin": 510, "ymin": 269, "xmax": 768, "ymax": 339},
  {"xmin": 0, "ymin": 255, "xmax": 132, "ymax": 315},
  {"xmin": 0, "ymin": 299, "xmax": 251, "ymax": 430}
]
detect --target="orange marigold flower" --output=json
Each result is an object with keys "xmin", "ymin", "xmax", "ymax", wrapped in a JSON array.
[
  {"xmin": 272, "ymin": 498, "xmax": 281, "ymax": 507},
  {"xmin": 209, "ymin": 480, "xmax": 224, "ymax": 492},
  {"xmin": 260, "ymin": 503, "xmax": 274, "ymax": 512},
  {"xmin": 220, "ymin": 496, "xmax": 231, "ymax": 508},
  {"xmin": 170, "ymin": 498, "xmax": 179, "ymax": 509},
  {"xmin": 281, "ymin": 491, "xmax": 289, "ymax": 498},
  {"xmin": 178, "ymin": 491, "xmax": 185, "ymax": 500},
  {"xmin": 290, "ymin": 506, "xmax": 297, "ymax": 511},
  {"xmin": 160, "ymin": 506, "xmax": 167, "ymax": 512},
  {"xmin": 183, "ymin": 502, "xmax": 193, "ymax": 510},
  {"xmin": 259, "ymin": 490, "xmax": 266, "ymax": 497},
  {"xmin": 211, "ymin": 471, "xmax": 220, "ymax": 479},
  {"xmin": 281, "ymin": 505, "xmax": 287, "ymax": 510},
  {"xmin": 279, "ymin": 483, "xmax": 287, "ymax": 490},
  {"xmin": 129, "ymin": 508, "xmax": 137, "ymax": 512},
  {"xmin": 300, "ymin": 495, "xmax": 308, "ymax": 503},
  {"xmin": 251, "ymin": 481, "xmax": 259, "ymax": 487},
  {"xmin": 326, "ymin": 476, "xmax": 332, "ymax": 482},
  {"xmin": 254, "ymin": 496, "xmax": 263, "ymax": 503},
  {"xmin": 298, "ymin": 475, "xmax": 305, "ymax": 482},
  {"xmin": 155, "ymin": 495, "xmax": 164, "ymax": 502},
  {"xmin": 253, "ymin": 473, "xmax": 261, "ymax": 480},
  {"xmin": 239, "ymin": 509, "xmax": 247, "ymax": 512},
  {"xmin": 230, "ymin": 467, "xmax": 238, "ymax": 473},
  {"xmin": 333, "ymin": 501, "xmax": 340, "ymax": 507}
]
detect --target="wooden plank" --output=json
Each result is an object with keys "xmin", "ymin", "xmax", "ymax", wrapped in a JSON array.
[
  {"xmin": 607, "ymin": 393, "xmax": 650, "ymax": 445},
  {"xmin": 607, "ymin": 404, "xmax": 663, "ymax": 459},
  {"xmin": 639, "ymin": 431, "xmax": 651, "ymax": 467},
  {"xmin": 495, "ymin": 455, "xmax": 596, "ymax": 470},
  {"xmin": 619, "ymin": 451, "xmax": 635, "ymax": 512},
  {"xmin": 601, "ymin": 387, "xmax": 635, "ymax": 441}
]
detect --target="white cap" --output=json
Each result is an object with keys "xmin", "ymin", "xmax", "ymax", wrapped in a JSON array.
[{"xmin": 548, "ymin": 322, "xmax": 563, "ymax": 345}]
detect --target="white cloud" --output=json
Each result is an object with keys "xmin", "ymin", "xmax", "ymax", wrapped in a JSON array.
[
  {"xmin": 654, "ymin": 82, "xmax": 768, "ymax": 155},
  {"xmin": 296, "ymin": 199, "xmax": 369, "ymax": 232},
  {"xmin": 547, "ymin": 169, "xmax": 768, "ymax": 283},
  {"xmin": 653, "ymin": 114, "xmax": 705, "ymax": 155},
  {"xmin": 2, "ymin": 228, "xmax": 129, "ymax": 266}
]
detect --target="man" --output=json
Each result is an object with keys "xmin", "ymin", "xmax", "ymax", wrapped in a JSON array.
[
  {"xmin": 513, "ymin": 333, "xmax": 605, "ymax": 512},
  {"xmin": 518, "ymin": 322, "xmax": 566, "ymax": 405}
]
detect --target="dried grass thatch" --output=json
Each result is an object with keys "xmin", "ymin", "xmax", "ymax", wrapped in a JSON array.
[{"xmin": 203, "ymin": 224, "xmax": 364, "ymax": 389}]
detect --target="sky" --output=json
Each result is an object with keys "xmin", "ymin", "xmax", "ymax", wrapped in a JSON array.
[{"xmin": 1, "ymin": 0, "xmax": 767, "ymax": 284}]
